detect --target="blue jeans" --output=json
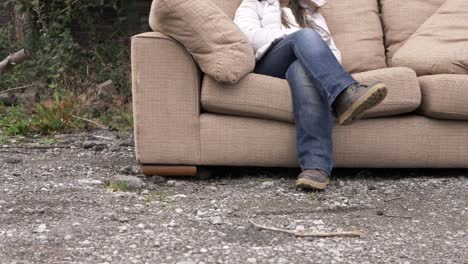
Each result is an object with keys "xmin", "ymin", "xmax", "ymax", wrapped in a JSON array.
[{"xmin": 254, "ymin": 28, "xmax": 358, "ymax": 175}]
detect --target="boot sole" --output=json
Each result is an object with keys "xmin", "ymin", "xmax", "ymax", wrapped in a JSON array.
[
  {"xmin": 296, "ymin": 178, "xmax": 330, "ymax": 190},
  {"xmin": 337, "ymin": 83, "xmax": 388, "ymax": 126}
]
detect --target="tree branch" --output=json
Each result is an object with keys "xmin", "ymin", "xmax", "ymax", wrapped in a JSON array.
[{"xmin": 248, "ymin": 220, "xmax": 362, "ymax": 238}]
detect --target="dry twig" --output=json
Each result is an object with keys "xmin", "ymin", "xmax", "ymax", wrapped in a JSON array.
[
  {"xmin": 0, "ymin": 84, "xmax": 34, "ymax": 95},
  {"xmin": 248, "ymin": 220, "xmax": 362, "ymax": 238},
  {"xmin": 72, "ymin": 115, "xmax": 108, "ymax": 130},
  {"xmin": 384, "ymin": 196, "xmax": 404, "ymax": 202}
]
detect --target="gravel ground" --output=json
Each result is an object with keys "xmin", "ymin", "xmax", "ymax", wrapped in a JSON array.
[{"xmin": 0, "ymin": 130, "xmax": 467, "ymax": 264}]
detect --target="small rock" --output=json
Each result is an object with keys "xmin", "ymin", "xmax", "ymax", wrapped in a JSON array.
[
  {"xmin": 92, "ymin": 145, "xmax": 106, "ymax": 152},
  {"xmin": 118, "ymin": 217, "xmax": 129, "ymax": 223},
  {"xmin": 80, "ymin": 240, "xmax": 91, "ymax": 246},
  {"xmin": 120, "ymin": 139, "xmax": 134, "ymax": 147},
  {"xmin": 118, "ymin": 226, "xmax": 128, "ymax": 232},
  {"xmin": 82, "ymin": 140, "xmax": 105, "ymax": 149},
  {"xmin": 286, "ymin": 222, "xmax": 297, "ymax": 230},
  {"xmin": 312, "ymin": 220, "xmax": 325, "ymax": 225},
  {"xmin": 261, "ymin": 181, "xmax": 275, "ymax": 188},
  {"xmin": 64, "ymin": 235, "xmax": 73, "ymax": 240},
  {"xmin": 175, "ymin": 208, "xmax": 183, "ymax": 213},
  {"xmin": 109, "ymin": 146, "xmax": 120, "ymax": 152},
  {"xmin": 211, "ymin": 216, "xmax": 223, "ymax": 225},
  {"xmin": 149, "ymin": 175, "xmax": 166, "ymax": 184},
  {"xmin": 247, "ymin": 258, "xmax": 257, "ymax": 263},
  {"xmin": 137, "ymin": 223, "xmax": 145, "ymax": 229},
  {"xmin": 167, "ymin": 180, "xmax": 176, "ymax": 186},
  {"xmin": 338, "ymin": 180, "xmax": 345, "ymax": 187},
  {"xmin": 4, "ymin": 157, "xmax": 21, "ymax": 164},
  {"xmin": 141, "ymin": 189, "xmax": 149, "ymax": 195},
  {"xmin": 35, "ymin": 224, "xmax": 47, "ymax": 233}
]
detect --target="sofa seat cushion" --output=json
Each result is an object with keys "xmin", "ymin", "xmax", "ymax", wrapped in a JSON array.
[
  {"xmin": 201, "ymin": 67, "xmax": 421, "ymax": 123},
  {"xmin": 418, "ymin": 75, "xmax": 468, "ymax": 120},
  {"xmin": 391, "ymin": 0, "xmax": 468, "ymax": 75}
]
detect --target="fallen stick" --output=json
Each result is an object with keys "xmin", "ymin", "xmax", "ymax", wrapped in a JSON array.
[
  {"xmin": 384, "ymin": 196, "xmax": 404, "ymax": 202},
  {"xmin": 90, "ymin": 135, "xmax": 114, "ymax": 141},
  {"xmin": 0, "ymin": 84, "xmax": 34, "ymax": 95},
  {"xmin": 72, "ymin": 115, "xmax": 108, "ymax": 130},
  {"xmin": 248, "ymin": 220, "xmax": 362, "ymax": 238},
  {"xmin": 376, "ymin": 210, "xmax": 412, "ymax": 219},
  {"xmin": 0, "ymin": 145, "xmax": 71, "ymax": 149}
]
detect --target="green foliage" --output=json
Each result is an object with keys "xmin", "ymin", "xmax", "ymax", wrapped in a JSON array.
[
  {"xmin": 32, "ymin": 96, "xmax": 83, "ymax": 134},
  {"xmin": 99, "ymin": 106, "xmax": 133, "ymax": 132},
  {"xmin": 0, "ymin": 104, "xmax": 33, "ymax": 136},
  {"xmin": 1, "ymin": 0, "xmax": 131, "ymax": 95},
  {"xmin": 106, "ymin": 181, "xmax": 129, "ymax": 192}
]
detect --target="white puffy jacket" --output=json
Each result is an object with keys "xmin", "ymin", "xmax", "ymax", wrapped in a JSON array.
[{"xmin": 233, "ymin": 0, "xmax": 342, "ymax": 64}]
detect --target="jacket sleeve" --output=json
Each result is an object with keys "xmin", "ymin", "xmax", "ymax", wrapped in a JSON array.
[{"xmin": 234, "ymin": 0, "xmax": 297, "ymax": 52}]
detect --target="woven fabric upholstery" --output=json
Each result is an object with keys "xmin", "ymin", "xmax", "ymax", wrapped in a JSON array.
[
  {"xmin": 391, "ymin": 0, "xmax": 468, "ymax": 75},
  {"xmin": 200, "ymin": 113, "xmax": 468, "ymax": 168},
  {"xmin": 418, "ymin": 75, "xmax": 468, "ymax": 121},
  {"xmin": 320, "ymin": 0, "xmax": 386, "ymax": 73},
  {"xmin": 382, "ymin": 0, "xmax": 445, "ymax": 65},
  {"xmin": 211, "ymin": 0, "xmax": 243, "ymax": 19},
  {"xmin": 149, "ymin": 0, "xmax": 255, "ymax": 83},
  {"xmin": 201, "ymin": 67, "xmax": 421, "ymax": 123},
  {"xmin": 131, "ymin": 32, "xmax": 201, "ymax": 165}
]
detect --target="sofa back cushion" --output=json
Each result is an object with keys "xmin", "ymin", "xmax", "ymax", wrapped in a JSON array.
[
  {"xmin": 391, "ymin": 0, "xmax": 468, "ymax": 75},
  {"xmin": 382, "ymin": 0, "xmax": 446, "ymax": 65},
  {"xmin": 211, "ymin": 0, "xmax": 387, "ymax": 73},
  {"xmin": 320, "ymin": 0, "xmax": 386, "ymax": 73},
  {"xmin": 149, "ymin": 0, "xmax": 255, "ymax": 84}
]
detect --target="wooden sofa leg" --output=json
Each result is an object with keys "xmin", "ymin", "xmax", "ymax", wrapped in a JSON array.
[{"xmin": 140, "ymin": 165, "xmax": 197, "ymax": 177}]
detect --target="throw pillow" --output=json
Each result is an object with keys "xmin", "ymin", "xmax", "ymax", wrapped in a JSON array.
[
  {"xmin": 149, "ymin": 0, "xmax": 255, "ymax": 84},
  {"xmin": 391, "ymin": 0, "xmax": 468, "ymax": 75}
]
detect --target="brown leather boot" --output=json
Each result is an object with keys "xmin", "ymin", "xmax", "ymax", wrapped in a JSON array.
[
  {"xmin": 296, "ymin": 169, "xmax": 330, "ymax": 190},
  {"xmin": 333, "ymin": 82, "xmax": 387, "ymax": 126}
]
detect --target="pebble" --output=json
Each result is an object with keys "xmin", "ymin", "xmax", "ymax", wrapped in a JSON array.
[
  {"xmin": 35, "ymin": 224, "xmax": 47, "ymax": 233},
  {"xmin": 312, "ymin": 220, "xmax": 325, "ymax": 225},
  {"xmin": 82, "ymin": 141, "xmax": 105, "ymax": 149},
  {"xmin": 64, "ymin": 235, "xmax": 73, "ymax": 240},
  {"xmin": 4, "ymin": 157, "xmax": 21, "ymax": 164},
  {"xmin": 261, "ymin": 181, "xmax": 275, "ymax": 188},
  {"xmin": 150, "ymin": 175, "xmax": 166, "ymax": 184},
  {"xmin": 167, "ymin": 180, "xmax": 176, "ymax": 186},
  {"xmin": 286, "ymin": 222, "xmax": 297, "ymax": 230},
  {"xmin": 120, "ymin": 139, "xmax": 134, "ymax": 147},
  {"xmin": 92, "ymin": 145, "xmax": 106, "ymax": 152},
  {"xmin": 247, "ymin": 258, "xmax": 257, "ymax": 263},
  {"xmin": 211, "ymin": 216, "xmax": 223, "ymax": 225},
  {"xmin": 137, "ymin": 223, "xmax": 145, "ymax": 229},
  {"xmin": 118, "ymin": 226, "xmax": 128, "ymax": 232}
]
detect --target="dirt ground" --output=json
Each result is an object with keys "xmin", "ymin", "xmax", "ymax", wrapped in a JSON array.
[{"xmin": 0, "ymin": 130, "xmax": 467, "ymax": 264}]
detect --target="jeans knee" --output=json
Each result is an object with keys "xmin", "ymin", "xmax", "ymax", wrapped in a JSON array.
[
  {"xmin": 294, "ymin": 28, "xmax": 322, "ymax": 43},
  {"xmin": 285, "ymin": 60, "xmax": 303, "ymax": 80}
]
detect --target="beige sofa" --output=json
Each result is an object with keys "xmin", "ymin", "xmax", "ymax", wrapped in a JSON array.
[{"xmin": 131, "ymin": 0, "xmax": 468, "ymax": 176}]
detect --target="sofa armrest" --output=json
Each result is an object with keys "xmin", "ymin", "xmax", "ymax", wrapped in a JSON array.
[{"xmin": 131, "ymin": 32, "xmax": 201, "ymax": 165}]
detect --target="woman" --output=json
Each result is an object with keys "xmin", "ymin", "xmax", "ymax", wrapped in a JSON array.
[{"xmin": 234, "ymin": 0, "xmax": 388, "ymax": 190}]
